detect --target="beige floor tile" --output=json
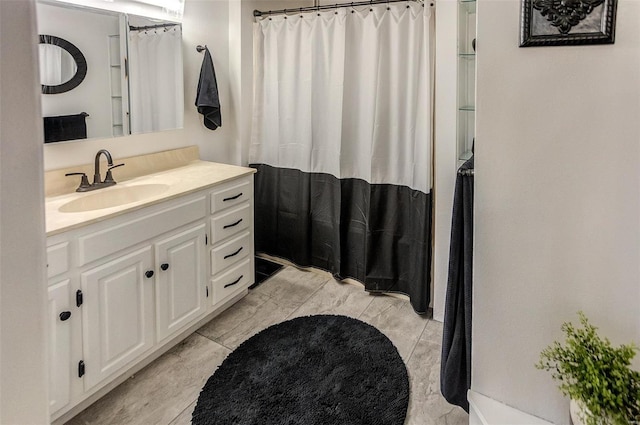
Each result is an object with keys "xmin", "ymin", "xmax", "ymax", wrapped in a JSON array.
[
  {"xmin": 66, "ymin": 334, "xmax": 230, "ymax": 425},
  {"xmin": 359, "ymin": 294, "xmax": 429, "ymax": 361},
  {"xmin": 444, "ymin": 407, "xmax": 470, "ymax": 425},
  {"xmin": 251, "ymin": 265, "xmax": 331, "ymax": 310},
  {"xmin": 197, "ymin": 290, "xmax": 270, "ymax": 342},
  {"xmin": 199, "ymin": 296, "xmax": 295, "ymax": 350},
  {"xmin": 168, "ymin": 401, "xmax": 196, "ymax": 425},
  {"xmin": 288, "ymin": 279, "xmax": 374, "ymax": 319},
  {"xmin": 421, "ymin": 318, "xmax": 444, "ymax": 345},
  {"xmin": 405, "ymin": 334, "xmax": 468, "ymax": 425}
]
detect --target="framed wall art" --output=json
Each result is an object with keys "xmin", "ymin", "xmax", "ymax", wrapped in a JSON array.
[{"xmin": 520, "ymin": 0, "xmax": 618, "ymax": 47}]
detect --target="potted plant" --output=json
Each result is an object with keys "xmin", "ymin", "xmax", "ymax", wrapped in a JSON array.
[{"xmin": 536, "ymin": 312, "xmax": 640, "ymax": 425}]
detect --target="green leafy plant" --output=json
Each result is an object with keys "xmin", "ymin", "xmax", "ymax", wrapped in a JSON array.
[{"xmin": 536, "ymin": 312, "xmax": 640, "ymax": 425}]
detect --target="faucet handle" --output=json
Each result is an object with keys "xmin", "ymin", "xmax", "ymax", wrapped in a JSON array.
[
  {"xmin": 65, "ymin": 172, "xmax": 91, "ymax": 192},
  {"xmin": 104, "ymin": 163, "xmax": 125, "ymax": 184}
]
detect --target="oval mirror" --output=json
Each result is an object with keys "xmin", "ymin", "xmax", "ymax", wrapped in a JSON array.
[{"xmin": 39, "ymin": 35, "xmax": 87, "ymax": 94}]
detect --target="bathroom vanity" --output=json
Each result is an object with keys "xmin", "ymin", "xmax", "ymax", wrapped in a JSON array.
[{"xmin": 45, "ymin": 149, "xmax": 255, "ymax": 422}]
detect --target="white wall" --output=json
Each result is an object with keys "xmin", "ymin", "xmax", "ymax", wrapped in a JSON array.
[
  {"xmin": 44, "ymin": 0, "xmax": 235, "ymax": 170},
  {"xmin": 38, "ymin": 3, "xmax": 119, "ymax": 140},
  {"xmin": 0, "ymin": 1, "xmax": 50, "ymax": 423},
  {"xmin": 433, "ymin": 0, "xmax": 457, "ymax": 321},
  {"xmin": 472, "ymin": 1, "xmax": 640, "ymax": 423}
]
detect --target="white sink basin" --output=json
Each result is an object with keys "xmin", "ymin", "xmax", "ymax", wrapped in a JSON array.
[{"xmin": 59, "ymin": 184, "xmax": 170, "ymax": 213}]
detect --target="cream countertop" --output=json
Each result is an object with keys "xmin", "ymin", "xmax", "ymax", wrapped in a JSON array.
[{"xmin": 46, "ymin": 160, "xmax": 255, "ymax": 236}]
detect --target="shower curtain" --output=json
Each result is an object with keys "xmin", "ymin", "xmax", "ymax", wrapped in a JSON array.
[
  {"xmin": 250, "ymin": 2, "xmax": 434, "ymax": 313},
  {"xmin": 128, "ymin": 25, "xmax": 184, "ymax": 134}
]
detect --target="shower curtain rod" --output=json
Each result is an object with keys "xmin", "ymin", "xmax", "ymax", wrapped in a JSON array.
[
  {"xmin": 129, "ymin": 23, "xmax": 180, "ymax": 31},
  {"xmin": 254, "ymin": 0, "xmax": 425, "ymax": 17}
]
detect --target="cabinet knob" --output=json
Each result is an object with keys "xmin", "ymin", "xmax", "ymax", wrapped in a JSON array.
[
  {"xmin": 59, "ymin": 311, "xmax": 72, "ymax": 321},
  {"xmin": 160, "ymin": 263, "xmax": 169, "ymax": 271},
  {"xmin": 145, "ymin": 270, "xmax": 154, "ymax": 279}
]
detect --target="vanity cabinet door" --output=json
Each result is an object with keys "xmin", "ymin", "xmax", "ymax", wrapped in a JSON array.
[
  {"xmin": 48, "ymin": 279, "xmax": 72, "ymax": 415},
  {"xmin": 155, "ymin": 223, "xmax": 206, "ymax": 343},
  {"xmin": 81, "ymin": 247, "xmax": 155, "ymax": 392}
]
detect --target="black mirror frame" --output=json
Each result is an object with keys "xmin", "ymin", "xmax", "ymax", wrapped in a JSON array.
[{"xmin": 39, "ymin": 35, "xmax": 87, "ymax": 94}]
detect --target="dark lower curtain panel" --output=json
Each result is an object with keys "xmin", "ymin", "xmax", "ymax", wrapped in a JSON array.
[
  {"xmin": 440, "ymin": 157, "xmax": 474, "ymax": 412},
  {"xmin": 251, "ymin": 164, "xmax": 432, "ymax": 314}
]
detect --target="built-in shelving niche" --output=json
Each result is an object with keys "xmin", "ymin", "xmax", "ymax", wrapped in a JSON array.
[{"xmin": 457, "ymin": 0, "xmax": 476, "ymax": 161}]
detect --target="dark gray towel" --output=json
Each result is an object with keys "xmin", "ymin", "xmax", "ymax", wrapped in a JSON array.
[
  {"xmin": 440, "ymin": 156, "xmax": 474, "ymax": 412},
  {"xmin": 43, "ymin": 112, "xmax": 88, "ymax": 143},
  {"xmin": 195, "ymin": 47, "xmax": 222, "ymax": 131}
]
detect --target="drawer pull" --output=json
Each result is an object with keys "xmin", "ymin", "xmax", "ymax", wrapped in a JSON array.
[
  {"xmin": 224, "ymin": 275, "xmax": 244, "ymax": 288},
  {"xmin": 223, "ymin": 192, "xmax": 243, "ymax": 202},
  {"xmin": 224, "ymin": 246, "xmax": 243, "ymax": 259},
  {"xmin": 223, "ymin": 218, "xmax": 243, "ymax": 229},
  {"xmin": 160, "ymin": 263, "xmax": 170, "ymax": 271},
  {"xmin": 145, "ymin": 270, "xmax": 154, "ymax": 279}
]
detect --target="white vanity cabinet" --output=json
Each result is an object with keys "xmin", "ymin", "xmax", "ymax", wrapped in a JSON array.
[
  {"xmin": 46, "ymin": 240, "xmax": 75, "ymax": 417},
  {"xmin": 48, "ymin": 278, "xmax": 73, "ymax": 415},
  {"xmin": 81, "ymin": 222, "xmax": 207, "ymax": 391},
  {"xmin": 80, "ymin": 246, "xmax": 156, "ymax": 391},
  {"xmin": 208, "ymin": 178, "xmax": 255, "ymax": 307},
  {"xmin": 154, "ymin": 223, "xmax": 206, "ymax": 343},
  {"xmin": 46, "ymin": 172, "xmax": 255, "ymax": 423}
]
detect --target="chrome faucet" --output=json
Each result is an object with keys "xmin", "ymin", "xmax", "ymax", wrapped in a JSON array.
[{"xmin": 65, "ymin": 149, "xmax": 125, "ymax": 192}]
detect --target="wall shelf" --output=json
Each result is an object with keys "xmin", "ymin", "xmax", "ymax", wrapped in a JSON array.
[{"xmin": 457, "ymin": 0, "xmax": 476, "ymax": 161}]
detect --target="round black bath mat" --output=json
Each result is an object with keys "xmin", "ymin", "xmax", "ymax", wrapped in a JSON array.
[{"xmin": 192, "ymin": 314, "xmax": 409, "ymax": 425}]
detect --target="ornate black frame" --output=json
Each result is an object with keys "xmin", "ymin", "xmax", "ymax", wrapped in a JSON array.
[
  {"xmin": 39, "ymin": 35, "xmax": 87, "ymax": 94},
  {"xmin": 520, "ymin": 0, "xmax": 618, "ymax": 47}
]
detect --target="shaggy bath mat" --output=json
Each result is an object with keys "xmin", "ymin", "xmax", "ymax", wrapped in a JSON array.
[{"xmin": 192, "ymin": 315, "xmax": 409, "ymax": 425}]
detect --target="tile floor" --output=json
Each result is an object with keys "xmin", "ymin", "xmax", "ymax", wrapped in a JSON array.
[{"xmin": 66, "ymin": 265, "xmax": 468, "ymax": 425}]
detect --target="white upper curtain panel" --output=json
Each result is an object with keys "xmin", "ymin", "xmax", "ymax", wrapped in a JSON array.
[{"xmin": 251, "ymin": 2, "xmax": 434, "ymax": 194}]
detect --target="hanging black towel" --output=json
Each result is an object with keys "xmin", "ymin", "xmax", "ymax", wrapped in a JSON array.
[
  {"xmin": 195, "ymin": 47, "xmax": 222, "ymax": 130},
  {"xmin": 43, "ymin": 112, "xmax": 89, "ymax": 143},
  {"xmin": 441, "ymin": 156, "xmax": 474, "ymax": 412}
]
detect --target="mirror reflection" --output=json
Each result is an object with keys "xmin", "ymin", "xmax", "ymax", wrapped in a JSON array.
[
  {"xmin": 39, "ymin": 43, "xmax": 77, "ymax": 86},
  {"xmin": 36, "ymin": 1, "xmax": 184, "ymax": 143}
]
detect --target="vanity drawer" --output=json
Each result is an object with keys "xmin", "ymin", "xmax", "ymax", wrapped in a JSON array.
[
  {"xmin": 210, "ymin": 179, "xmax": 252, "ymax": 213},
  {"xmin": 47, "ymin": 242, "xmax": 69, "ymax": 279},
  {"xmin": 211, "ymin": 231, "xmax": 251, "ymax": 274},
  {"xmin": 210, "ymin": 203, "xmax": 251, "ymax": 244},
  {"xmin": 210, "ymin": 258, "xmax": 252, "ymax": 305}
]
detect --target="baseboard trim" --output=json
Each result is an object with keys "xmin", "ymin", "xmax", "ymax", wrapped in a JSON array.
[{"xmin": 468, "ymin": 390, "xmax": 555, "ymax": 425}]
